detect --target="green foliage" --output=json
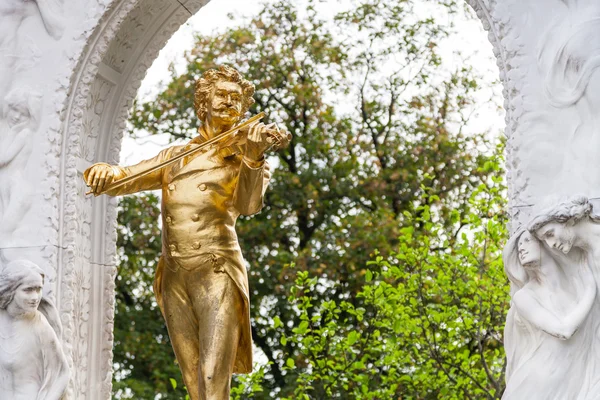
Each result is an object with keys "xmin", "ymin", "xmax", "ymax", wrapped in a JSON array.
[
  {"xmin": 115, "ymin": 0, "xmax": 506, "ymax": 398},
  {"xmin": 280, "ymin": 156, "xmax": 508, "ymax": 399},
  {"xmin": 230, "ymin": 365, "xmax": 269, "ymax": 400}
]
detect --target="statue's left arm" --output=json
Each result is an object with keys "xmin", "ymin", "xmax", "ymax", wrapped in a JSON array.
[
  {"xmin": 233, "ymin": 157, "xmax": 271, "ymax": 216},
  {"xmin": 233, "ymin": 120, "xmax": 290, "ymax": 216}
]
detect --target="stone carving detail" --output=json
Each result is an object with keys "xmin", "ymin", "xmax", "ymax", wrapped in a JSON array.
[
  {"xmin": 103, "ymin": 1, "xmax": 172, "ymax": 73},
  {"xmin": 82, "ymin": 77, "xmax": 114, "ymax": 163},
  {"xmin": 467, "ymin": 0, "xmax": 600, "ymax": 227},
  {"xmin": 0, "ymin": 0, "xmax": 64, "ymax": 110},
  {"xmin": 503, "ymin": 196, "xmax": 600, "ymax": 399},
  {"xmin": 0, "ymin": 87, "xmax": 42, "ymax": 241},
  {"xmin": 0, "ymin": 259, "xmax": 69, "ymax": 400}
]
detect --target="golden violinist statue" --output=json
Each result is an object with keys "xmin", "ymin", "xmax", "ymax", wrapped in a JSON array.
[{"xmin": 84, "ymin": 65, "xmax": 291, "ymax": 400}]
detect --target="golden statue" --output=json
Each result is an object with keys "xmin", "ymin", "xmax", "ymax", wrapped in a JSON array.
[{"xmin": 83, "ymin": 66, "xmax": 291, "ymax": 400}]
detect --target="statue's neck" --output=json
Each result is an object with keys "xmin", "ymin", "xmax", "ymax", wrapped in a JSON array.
[{"xmin": 573, "ymin": 219, "xmax": 600, "ymax": 252}]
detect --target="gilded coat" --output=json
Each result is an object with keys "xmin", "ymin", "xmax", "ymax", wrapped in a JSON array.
[{"xmin": 89, "ymin": 137, "xmax": 270, "ymax": 373}]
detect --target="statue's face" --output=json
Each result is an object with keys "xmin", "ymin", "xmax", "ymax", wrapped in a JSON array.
[
  {"xmin": 6, "ymin": 104, "xmax": 28, "ymax": 128},
  {"xmin": 518, "ymin": 231, "xmax": 541, "ymax": 267},
  {"xmin": 13, "ymin": 273, "xmax": 43, "ymax": 314},
  {"xmin": 208, "ymin": 81, "xmax": 244, "ymax": 126},
  {"xmin": 536, "ymin": 221, "xmax": 574, "ymax": 254}
]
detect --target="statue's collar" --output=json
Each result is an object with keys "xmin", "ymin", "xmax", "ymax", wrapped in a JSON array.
[{"xmin": 191, "ymin": 125, "xmax": 242, "ymax": 159}]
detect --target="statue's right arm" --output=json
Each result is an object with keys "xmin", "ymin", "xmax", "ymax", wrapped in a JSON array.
[
  {"xmin": 514, "ymin": 280, "xmax": 595, "ymax": 340},
  {"xmin": 84, "ymin": 147, "xmax": 172, "ymax": 196},
  {"xmin": 513, "ymin": 290, "xmax": 572, "ymax": 339}
]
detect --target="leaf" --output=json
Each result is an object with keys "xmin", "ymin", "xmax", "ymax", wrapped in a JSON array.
[{"xmin": 286, "ymin": 358, "xmax": 295, "ymax": 369}]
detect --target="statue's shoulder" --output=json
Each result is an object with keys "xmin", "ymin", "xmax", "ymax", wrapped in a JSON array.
[{"xmin": 153, "ymin": 144, "xmax": 186, "ymax": 162}]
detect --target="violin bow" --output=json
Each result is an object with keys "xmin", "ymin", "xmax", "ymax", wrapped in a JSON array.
[{"xmin": 86, "ymin": 112, "xmax": 266, "ymax": 196}]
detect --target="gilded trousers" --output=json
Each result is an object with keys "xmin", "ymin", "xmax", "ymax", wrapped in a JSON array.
[{"xmin": 160, "ymin": 255, "xmax": 244, "ymax": 400}]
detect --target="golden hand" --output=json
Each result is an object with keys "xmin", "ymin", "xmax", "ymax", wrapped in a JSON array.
[
  {"xmin": 244, "ymin": 122, "xmax": 292, "ymax": 161},
  {"xmin": 84, "ymin": 163, "xmax": 116, "ymax": 196}
]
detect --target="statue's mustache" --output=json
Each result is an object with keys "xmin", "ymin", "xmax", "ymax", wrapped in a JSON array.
[{"xmin": 214, "ymin": 105, "xmax": 239, "ymax": 112}]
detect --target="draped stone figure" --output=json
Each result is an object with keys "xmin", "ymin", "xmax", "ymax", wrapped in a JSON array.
[
  {"xmin": 0, "ymin": 87, "xmax": 41, "ymax": 240},
  {"xmin": 501, "ymin": 196, "xmax": 600, "ymax": 399},
  {"xmin": 83, "ymin": 66, "xmax": 291, "ymax": 400},
  {"xmin": 529, "ymin": 196, "xmax": 600, "ymax": 398},
  {"xmin": 0, "ymin": 0, "xmax": 64, "ymax": 110},
  {"xmin": 503, "ymin": 229, "xmax": 596, "ymax": 399},
  {"xmin": 0, "ymin": 260, "xmax": 69, "ymax": 400}
]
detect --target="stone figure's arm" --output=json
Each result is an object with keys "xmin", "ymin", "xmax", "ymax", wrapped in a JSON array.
[
  {"xmin": 233, "ymin": 158, "xmax": 271, "ymax": 216},
  {"xmin": 514, "ymin": 281, "xmax": 596, "ymax": 340},
  {"xmin": 84, "ymin": 147, "xmax": 173, "ymax": 196},
  {"xmin": 513, "ymin": 291, "xmax": 572, "ymax": 339},
  {"xmin": 0, "ymin": 128, "xmax": 28, "ymax": 167},
  {"xmin": 36, "ymin": 0, "xmax": 65, "ymax": 40}
]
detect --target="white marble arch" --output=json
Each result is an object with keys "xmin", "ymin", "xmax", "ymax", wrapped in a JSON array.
[
  {"xmin": 3, "ymin": 0, "xmax": 599, "ymax": 398},
  {"xmin": 57, "ymin": 2, "xmax": 213, "ymax": 398}
]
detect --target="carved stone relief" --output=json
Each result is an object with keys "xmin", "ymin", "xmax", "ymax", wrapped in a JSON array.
[
  {"xmin": 503, "ymin": 196, "xmax": 600, "ymax": 399},
  {"xmin": 466, "ymin": 1, "xmax": 600, "ymax": 397},
  {"xmin": 0, "ymin": 87, "xmax": 41, "ymax": 241},
  {"xmin": 0, "ymin": 0, "xmax": 64, "ymax": 111}
]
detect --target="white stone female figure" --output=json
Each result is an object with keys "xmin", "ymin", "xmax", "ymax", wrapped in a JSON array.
[
  {"xmin": 0, "ymin": 260, "xmax": 69, "ymax": 400},
  {"xmin": 502, "ymin": 229, "xmax": 596, "ymax": 399},
  {"xmin": 527, "ymin": 195, "xmax": 600, "ymax": 398},
  {"xmin": 0, "ymin": 87, "xmax": 41, "ymax": 237}
]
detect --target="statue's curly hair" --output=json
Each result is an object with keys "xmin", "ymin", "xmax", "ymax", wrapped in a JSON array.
[
  {"xmin": 528, "ymin": 195, "xmax": 599, "ymax": 234},
  {"xmin": 194, "ymin": 65, "xmax": 255, "ymax": 121}
]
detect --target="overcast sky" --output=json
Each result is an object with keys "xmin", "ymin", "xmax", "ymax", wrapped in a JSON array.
[{"xmin": 121, "ymin": 0, "xmax": 504, "ymax": 165}]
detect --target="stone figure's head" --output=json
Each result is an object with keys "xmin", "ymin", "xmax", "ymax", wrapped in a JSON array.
[
  {"xmin": 3, "ymin": 87, "xmax": 42, "ymax": 129},
  {"xmin": 0, "ymin": 260, "xmax": 44, "ymax": 317},
  {"xmin": 194, "ymin": 65, "xmax": 255, "ymax": 127},
  {"xmin": 517, "ymin": 230, "xmax": 541, "ymax": 269},
  {"xmin": 528, "ymin": 196, "xmax": 594, "ymax": 254},
  {"xmin": 504, "ymin": 229, "xmax": 542, "ymax": 289}
]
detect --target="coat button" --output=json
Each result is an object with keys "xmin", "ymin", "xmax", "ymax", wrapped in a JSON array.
[
  {"xmin": 194, "ymin": 242, "xmax": 201, "ymax": 250},
  {"xmin": 191, "ymin": 213, "xmax": 199, "ymax": 222},
  {"xmin": 166, "ymin": 216, "xmax": 172, "ymax": 224},
  {"xmin": 198, "ymin": 183, "xmax": 207, "ymax": 191},
  {"xmin": 168, "ymin": 183, "xmax": 176, "ymax": 191},
  {"xmin": 169, "ymin": 244, "xmax": 177, "ymax": 252}
]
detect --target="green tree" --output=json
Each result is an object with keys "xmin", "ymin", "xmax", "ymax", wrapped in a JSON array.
[
  {"xmin": 115, "ymin": 0, "xmax": 505, "ymax": 398},
  {"xmin": 279, "ymin": 155, "xmax": 508, "ymax": 399}
]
